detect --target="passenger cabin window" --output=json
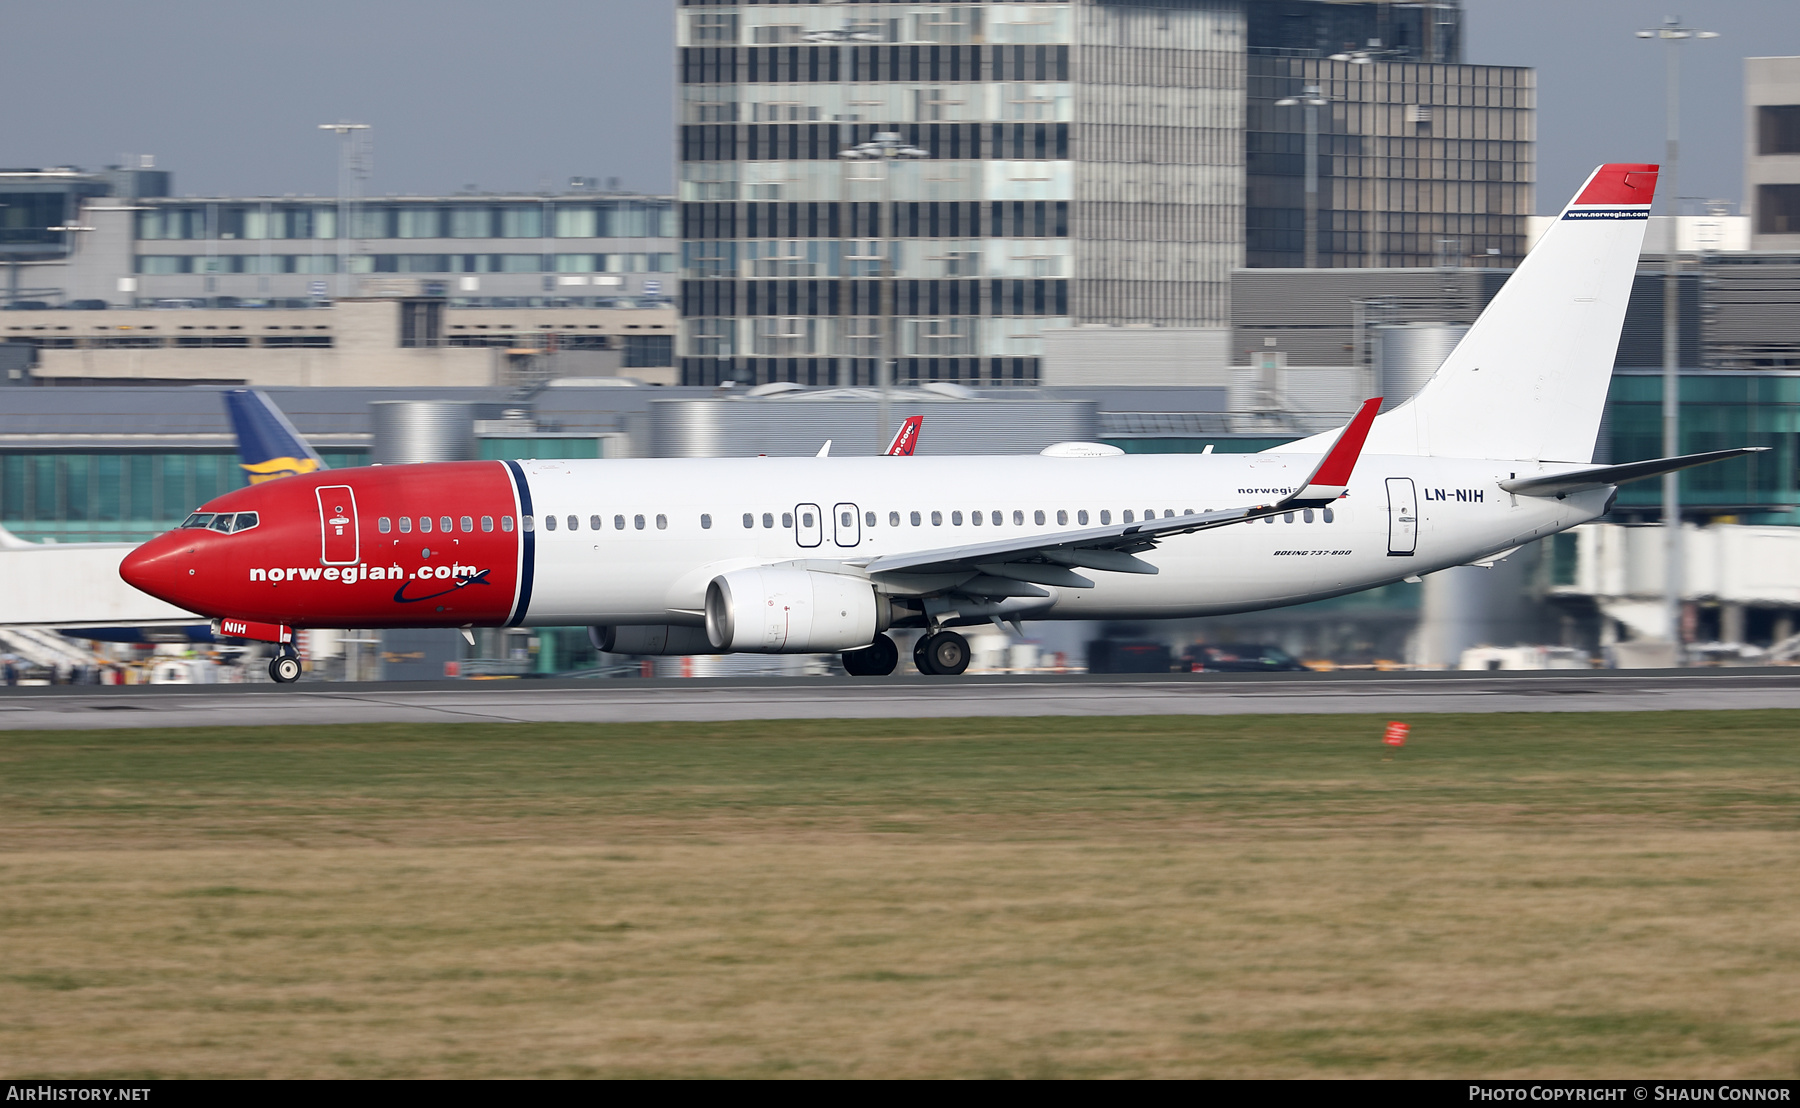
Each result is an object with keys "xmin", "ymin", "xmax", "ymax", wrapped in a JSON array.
[
  {"xmin": 1032, "ymin": 510, "xmax": 1042, "ymax": 525},
  {"xmin": 1323, "ymin": 507, "xmax": 1335, "ymax": 523},
  {"xmin": 482, "ymin": 516, "xmax": 494, "ymax": 532},
  {"xmin": 400, "ymin": 517, "xmax": 413, "ymax": 533},
  {"xmin": 762, "ymin": 513, "xmax": 774, "ymax": 529},
  {"xmin": 1303, "ymin": 509, "xmax": 1314, "ymax": 523},
  {"xmin": 971, "ymin": 510, "xmax": 982, "ymax": 526},
  {"xmin": 1057, "ymin": 510, "xmax": 1067, "ymax": 525},
  {"xmin": 501, "ymin": 516, "xmax": 514, "ymax": 532},
  {"xmin": 379, "ymin": 517, "xmax": 392, "ymax": 534},
  {"xmin": 911, "ymin": 511, "xmax": 922, "ymax": 526},
  {"xmin": 931, "ymin": 511, "xmax": 942, "ymax": 526},
  {"xmin": 440, "ymin": 516, "xmax": 453, "ymax": 533},
  {"xmin": 799, "ymin": 510, "xmax": 813, "ymax": 528},
  {"xmin": 462, "ymin": 516, "xmax": 474, "ymax": 533},
  {"xmin": 865, "ymin": 511, "xmax": 876, "ymax": 527},
  {"xmin": 783, "ymin": 512, "xmax": 795, "ymax": 528},
  {"xmin": 544, "ymin": 515, "xmax": 557, "ymax": 531},
  {"xmin": 1078, "ymin": 510, "xmax": 1089, "ymax": 525},
  {"xmin": 522, "ymin": 515, "xmax": 534, "ymax": 531},
  {"xmin": 634, "ymin": 514, "xmax": 646, "ymax": 530},
  {"xmin": 419, "ymin": 517, "xmax": 433, "ymax": 533},
  {"xmin": 952, "ymin": 511, "xmax": 963, "ymax": 525},
  {"xmin": 1123, "ymin": 510, "xmax": 1134, "ymax": 523},
  {"xmin": 567, "ymin": 515, "xmax": 578, "ymax": 531},
  {"xmin": 1099, "ymin": 511, "xmax": 1110, "ymax": 525},
  {"xmin": 701, "ymin": 514, "xmax": 712, "ymax": 529},
  {"xmin": 615, "ymin": 515, "xmax": 625, "ymax": 530},
  {"xmin": 656, "ymin": 514, "xmax": 668, "ymax": 530},
  {"xmin": 590, "ymin": 515, "xmax": 602, "ymax": 531},
  {"xmin": 743, "ymin": 513, "xmax": 754, "ymax": 529},
  {"xmin": 890, "ymin": 511, "xmax": 901, "ymax": 527}
]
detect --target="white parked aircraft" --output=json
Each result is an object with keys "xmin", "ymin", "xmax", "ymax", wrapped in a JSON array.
[{"xmin": 121, "ymin": 164, "xmax": 1758, "ymax": 682}]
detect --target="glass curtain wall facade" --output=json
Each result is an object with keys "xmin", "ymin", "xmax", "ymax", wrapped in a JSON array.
[
  {"xmin": 1245, "ymin": 54, "xmax": 1533, "ymax": 268},
  {"xmin": 679, "ymin": 0, "xmax": 1088, "ymax": 387}
]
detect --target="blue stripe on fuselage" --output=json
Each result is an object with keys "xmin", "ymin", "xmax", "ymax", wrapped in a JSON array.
[{"xmin": 503, "ymin": 460, "xmax": 535, "ymax": 626}]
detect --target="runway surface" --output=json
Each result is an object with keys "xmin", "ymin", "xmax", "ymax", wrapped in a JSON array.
[{"xmin": 1, "ymin": 668, "xmax": 1797, "ymax": 730}]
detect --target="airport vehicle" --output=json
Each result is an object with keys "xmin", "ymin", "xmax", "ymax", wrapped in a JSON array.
[
  {"xmin": 1185, "ymin": 644, "xmax": 1310, "ymax": 674},
  {"xmin": 119, "ymin": 164, "xmax": 1760, "ymax": 684}
]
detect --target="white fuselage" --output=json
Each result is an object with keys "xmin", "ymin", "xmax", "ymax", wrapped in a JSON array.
[{"xmin": 512, "ymin": 452, "xmax": 1608, "ymax": 627}]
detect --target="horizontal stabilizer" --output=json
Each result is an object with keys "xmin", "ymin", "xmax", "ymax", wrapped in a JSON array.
[{"xmin": 1499, "ymin": 448, "xmax": 1766, "ymax": 497}]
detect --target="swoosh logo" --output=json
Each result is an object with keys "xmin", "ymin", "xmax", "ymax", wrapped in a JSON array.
[{"xmin": 392, "ymin": 568, "xmax": 492, "ymax": 604}]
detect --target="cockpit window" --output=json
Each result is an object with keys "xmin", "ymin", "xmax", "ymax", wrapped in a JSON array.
[{"xmin": 181, "ymin": 511, "xmax": 259, "ymax": 534}]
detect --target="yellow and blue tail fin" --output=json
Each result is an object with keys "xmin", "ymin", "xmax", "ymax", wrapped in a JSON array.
[{"xmin": 224, "ymin": 388, "xmax": 325, "ymax": 484}]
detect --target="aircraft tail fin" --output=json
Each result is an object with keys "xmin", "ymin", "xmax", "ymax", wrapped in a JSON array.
[
  {"xmin": 885, "ymin": 415, "xmax": 923, "ymax": 457},
  {"xmin": 224, "ymin": 389, "xmax": 327, "ymax": 484},
  {"xmin": 1282, "ymin": 164, "xmax": 1658, "ymax": 464}
]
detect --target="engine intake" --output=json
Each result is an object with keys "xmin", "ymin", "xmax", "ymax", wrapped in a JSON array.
[{"xmin": 705, "ymin": 567, "xmax": 879, "ymax": 653}]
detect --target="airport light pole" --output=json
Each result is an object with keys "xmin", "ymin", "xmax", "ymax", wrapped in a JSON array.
[
  {"xmin": 318, "ymin": 122, "xmax": 371, "ymax": 299},
  {"xmin": 1636, "ymin": 17, "xmax": 1718, "ymax": 658},
  {"xmin": 840, "ymin": 132, "xmax": 929, "ymax": 451},
  {"xmin": 1275, "ymin": 85, "xmax": 1330, "ymax": 268}
]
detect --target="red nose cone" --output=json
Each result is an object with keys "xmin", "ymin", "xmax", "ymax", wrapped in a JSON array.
[{"xmin": 120, "ymin": 532, "xmax": 198, "ymax": 609}]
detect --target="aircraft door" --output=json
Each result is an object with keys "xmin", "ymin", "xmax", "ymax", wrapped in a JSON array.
[
  {"xmin": 833, "ymin": 502, "xmax": 861, "ymax": 547},
  {"xmin": 1385, "ymin": 477, "xmax": 1417, "ymax": 557},
  {"xmin": 316, "ymin": 484, "xmax": 360, "ymax": 565},
  {"xmin": 795, "ymin": 503, "xmax": 822, "ymax": 548}
]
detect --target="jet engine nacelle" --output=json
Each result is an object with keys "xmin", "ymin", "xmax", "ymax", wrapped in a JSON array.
[
  {"xmin": 705, "ymin": 567, "xmax": 879, "ymax": 653},
  {"xmin": 588, "ymin": 624, "xmax": 720, "ymax": 656}
]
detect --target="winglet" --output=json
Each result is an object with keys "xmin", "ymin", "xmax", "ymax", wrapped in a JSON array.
[
  {"xmin": 1285, "ymin": 397, "xmax": 1381, "ymax": 507},
  {"xmin": 885, "ymin": 415, "xmax": 923, "ymax": 457}
]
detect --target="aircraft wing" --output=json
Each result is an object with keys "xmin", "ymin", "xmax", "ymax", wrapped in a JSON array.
[
  {"xmin": 855, "ymin": 398, "xmax": 1381, "ymax": 594},
  {"xmin": 1499, "ymin": 448, "xmax": 1765, "ymax": 498}
]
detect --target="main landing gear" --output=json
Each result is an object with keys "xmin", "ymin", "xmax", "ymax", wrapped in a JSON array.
[
  {"xmin": 268, "ymin": 644, "xmax": 302, "ymax": 684},
  {"xmin": 842, "ymin": 632, "xmax": 900, "ymax": 677},
  {"xmin": 912, "ymin": 630, "xmax": 971, "ymax": 676}
]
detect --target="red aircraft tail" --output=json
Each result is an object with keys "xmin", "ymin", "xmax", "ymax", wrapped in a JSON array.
[{"xmin": 884, "ymin": 415, "xmax": 923, "ymax": 457}]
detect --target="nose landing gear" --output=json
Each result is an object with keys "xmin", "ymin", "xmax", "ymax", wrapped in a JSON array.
[
  {"xmin": 913, "ymin": 630, "xmax": 971, "ymax": 676},
  {"xmin": 842, "ymin": 632, "xmax": 900, "ymax": 677},
  {"xmin": 268, "ymin": 645, "xmax": 302, "ymax": 684}
]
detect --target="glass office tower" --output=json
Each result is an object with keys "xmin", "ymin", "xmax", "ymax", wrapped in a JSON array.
[
  {"xmin": 676, "ymin": 0, "xmax": 1521, "ymax": 387},
  {"xmin": 678, "ymin": 0, "xmax": 1245, "ymax": 387}
]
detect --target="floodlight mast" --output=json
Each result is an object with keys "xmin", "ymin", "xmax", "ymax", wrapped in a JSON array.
[
  {"xmin": 318, "ymin": 122, "xmax": 371, "ymax": 299},
  {"xmin": 1275, "ymin": 85, "xmax": 1331, "ymax": 268},
  {"xmin": 1635, "ymin": 17, "xmax": 1719, "ymax": 661}
]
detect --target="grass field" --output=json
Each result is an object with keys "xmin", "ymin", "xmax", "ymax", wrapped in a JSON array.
[{"xmin": 2, "ymin": 711, "xmax": 1799, "ymax": 1078}]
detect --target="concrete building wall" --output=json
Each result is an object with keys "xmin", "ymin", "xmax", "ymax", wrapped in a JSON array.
[{"xmin": 1748, "ymin": 56, "xmax": 1800, "ymax": 252}]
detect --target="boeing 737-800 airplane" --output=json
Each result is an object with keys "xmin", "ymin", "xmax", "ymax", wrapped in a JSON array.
[{"xmin": 119, "ymin": 164, "xmax": 1757, "ymax": 683}]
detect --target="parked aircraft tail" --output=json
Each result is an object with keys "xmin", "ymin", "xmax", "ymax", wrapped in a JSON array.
[
  {"xmin": 224, "ymin": 388, "xmax": 326, "ymax": 484},
  {"xmin": 1285, "ymin": 163, "xmax": 1658, "ymax": 464}
]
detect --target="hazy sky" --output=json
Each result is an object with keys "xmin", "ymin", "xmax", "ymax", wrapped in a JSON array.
[{"xmin": 2, "ymin": 0, "xmax": 1796, "ymax": 213}]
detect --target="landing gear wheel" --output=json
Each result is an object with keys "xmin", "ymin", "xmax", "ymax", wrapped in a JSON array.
[
  {"xmin": 918, "ymin": 630, "xmax": 971, "ymax": 676},
  {"xmin": 842, "ymin": 633, "xmax": 900, "ymax": 677},
  {"xmin": 913, "ymin": 634, "xmax": 933, "ymax": 675},
  {"xmin": 268, "ymin": 653, "xmax": 302, "ymax": 684}
]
